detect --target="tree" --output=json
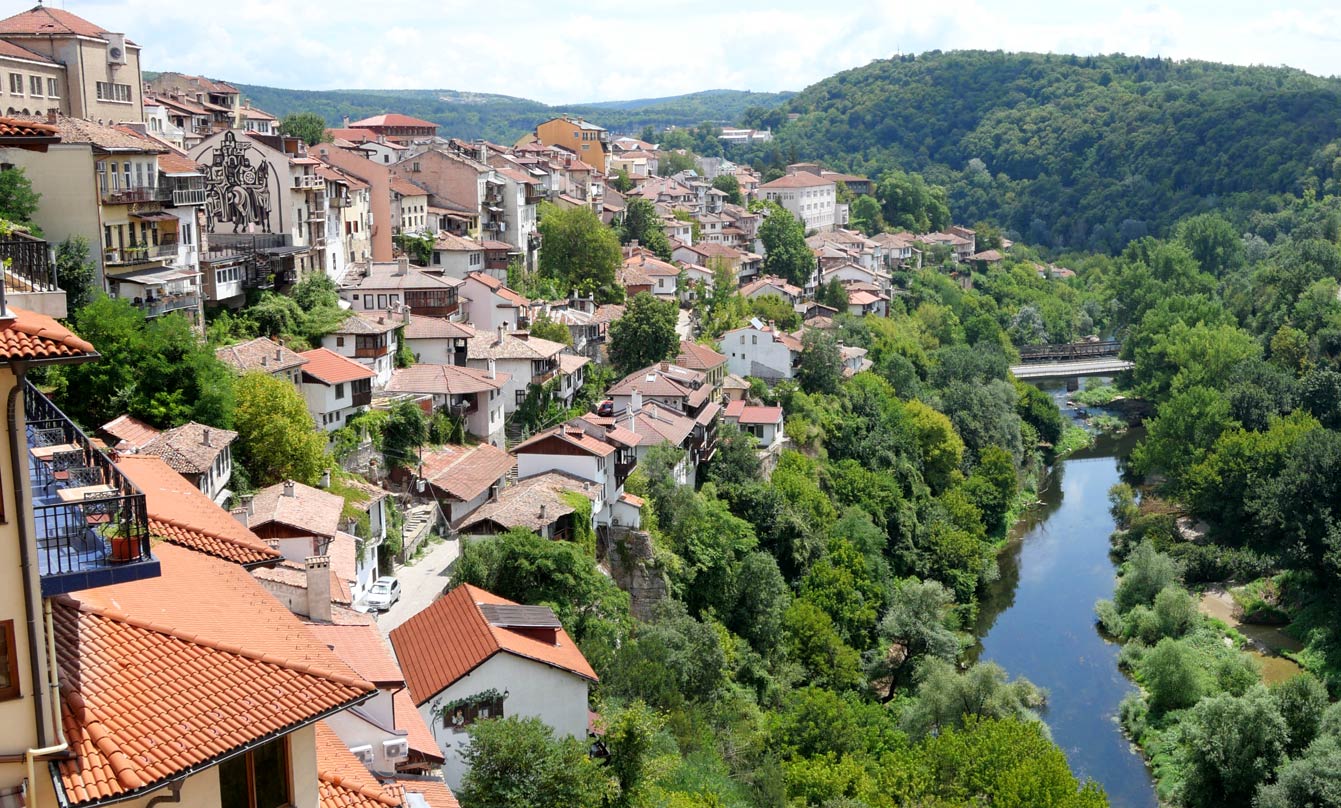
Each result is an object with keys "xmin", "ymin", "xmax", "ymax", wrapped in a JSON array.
[
  {"xmin": 610, "ymin": 168, "xmax": 634, "ymax": 194},
  {"xmin": 459, "ymin": 717, "xmax": 615, "ymax": 808},
  {"xmin": 527, "ymin": 314, "xmax": 572, "ymax": 346},
  {"xmin": 706, "ymin": 421, "xmax": 762, "ymax": 487},
  {"xmin": 381, "ymin": 400, "xmax": 428, "ymax": 471},
  {"xmin": 796, "ymin": 329, "xmax": 842, "ymax": 395},
  {"xmin": 1131, "ymin": 386, "xmax": 1234, "ymax": 492},
  {"xmin": 711, "ymin": 174, "xmax": 744, "ymax": 206},
  {"xmin": 278, "ymin": 112, "xmax": 329, "ymax": 146},
  {"xmin": 904, "ymin": 400, "xmax": 964, "ymax": 493},
  {"xmin": 537, "ymin": 202, "xmax": 623, "ymax": 303},
  {"xmin": 1255, "ymin": 735, "xmax": 1341, "ymax": 808},
  {"xmin": 799, "ymin": 537, "xmax": 885, "ymax": 648},
  {"xmin": 0, "ymin": 167, "xmax": 40, "ymax": 224},
  {"xmin": 875, "ymin": 170, "xmax": 950, "ymax": 233},
  {"xmin": 817, "ymin": 277, "xmax": 849, "ymax": 311},
  {"xmin": 1114, "ymin": 542, "xmax": 1183, "ymax": 612},
  {"xmin": 1174, "ymin": 686, "xmax": 1288, "ymax": 808},
  {"xmin": 55, "ymin": 235, "xmax": 99, "ymax": 313},
  {"xmin": 617, "ymin": 198, "xmax": 672, "ymax": 259},
  {"xmin": 600, "ymin": 701, "xmax": 665, "ymax": 808},
  {"xmin": 233, "ymin": 371, "xmax": 329, "ymax": 486},
  {"xmin": 849, "ymin": 195, "xmax": 884, "ymax": 235},
  {"xmin": 870, "ymin": 578, "xmax": 959, "ymax": 700},
  {"xmin": 603, "ymin": 600, "xmax": 726, "ymax": 709},
  {"xmin": 1141, "ymin": 637, "xmax": 1206, "ymax": 714},
  {"xmin": 900, "ymin": 660, "xmax": 1044, "ymax": 739},
  {"xmin": 608, "ymin": 292, "xmax": 678, "ymax": 375},
  {"xmin": 782, "ymin": 599, "xmax": 863, "ymax": 691},
  {"xmin": 1175, "ymin": 212, "xmax": 1244, "ymax": 277},
  {"xmin": 758, "ymin": 204, "xmax": 814, "ymax": 286},
  {"xmin": 1271, "ymin": 673, "xmax": 1330, "ymax": 756}
]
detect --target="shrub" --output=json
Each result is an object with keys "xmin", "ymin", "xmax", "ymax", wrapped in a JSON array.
[{"xmin": 1142, "ymin": 638, "xmax": 1207, "ymax": 714}]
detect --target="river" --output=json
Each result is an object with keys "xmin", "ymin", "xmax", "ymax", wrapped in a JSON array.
[{"xmin": 971, "ymin": 381, "xmax": 1158, "ymax": 808}]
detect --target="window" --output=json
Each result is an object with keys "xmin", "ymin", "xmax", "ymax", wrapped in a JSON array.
[
  {"xmin": 0, "ymin": 620, "xmax": 18, "ymax": 701},
  {"xmin": 443, "ymin": 693, "xmax": 505, "ymax": 732},
  {"xmin": 8, "ymin": 74, "xmax": 21, "ymax": 95},
  {"xmin": 95, "ymin": 81, "xmax": 132, "ymax": 103},
  {"xmin": 336, "ymin": 336, "xmax": 345, "ymax": 348},
  {"xmin": 220, "ymin": 736, "xmax": 290, "ymax": 808},
  {"xmin": 335, "ymin": 383, "xmax": 346, "ymax": 400},
  {"xmin": 28, "ymin": 76, "xmax": 42, "ymax": 97},
  {"xmin": 516, "ymin": 389, "xmax": 526, "ymax": 406}
]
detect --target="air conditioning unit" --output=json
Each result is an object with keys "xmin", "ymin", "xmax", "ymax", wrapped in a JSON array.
[
  {"xmin": 105, "ymin": 33, "xmax": 127, "ymax": 65},
  {"xmin": 382, "ymin": 738, "xmax": 409, "ymax": 761},
  {"xmin": 349, "ymin": 745, "xmax": 374, "ymax": 767}
]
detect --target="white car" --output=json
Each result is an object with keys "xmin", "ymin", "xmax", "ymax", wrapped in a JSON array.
[{"xmin": 366, "ymin": 577, "xmax": 401, "ymax": 611}]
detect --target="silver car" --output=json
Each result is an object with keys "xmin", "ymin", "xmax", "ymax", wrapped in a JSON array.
[{"xmin": 366, "ymin": 576, "xmax": 401, "ymax": 611}]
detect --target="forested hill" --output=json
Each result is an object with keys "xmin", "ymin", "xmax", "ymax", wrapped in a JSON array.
[
  {"xmin": 222, "ymin": 83, "xmax": 791, "ymax": 142},
  {"xmin": 739, "ymin": 51, "xmax": 1341, "ymax": 252}
]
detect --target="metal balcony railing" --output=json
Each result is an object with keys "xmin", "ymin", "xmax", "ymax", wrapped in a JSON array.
[
  {"xmin": 25, "ymin": 381, "xmax": 157, "ymax": 596},
  {"xmin": 99, "ymin": 186, "xmax": 168, "ymax": 205},
  {"xmin": 0, "ymin": 233, "xmax": 57, "ymax": 293}
]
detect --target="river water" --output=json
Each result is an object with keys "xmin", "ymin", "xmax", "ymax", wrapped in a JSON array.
[{"xmin": 971, "ymin": 382, "xmax": 1158, "ymax": 808}]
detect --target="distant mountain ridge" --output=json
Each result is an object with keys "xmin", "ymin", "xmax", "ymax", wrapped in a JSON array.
[{"xmin": 145, "ymin": 75, "xmax": 793, "ymax": 142}]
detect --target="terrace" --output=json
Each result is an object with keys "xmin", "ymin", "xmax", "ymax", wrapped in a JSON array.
[{"xmin": 25, "ymin": 381, "xmax": 158, "ymax": 596}]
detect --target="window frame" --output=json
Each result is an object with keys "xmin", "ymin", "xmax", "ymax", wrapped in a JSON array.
[
  {"xmin": 0, "ymin": 620, "xmax": 19, "ymax": 701},
  {"xmin": 219, "ymin": 736, "xmax": 291, "ymax": 808}
]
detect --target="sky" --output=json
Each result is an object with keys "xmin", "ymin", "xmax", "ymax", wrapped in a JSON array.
[{"xmin": 30, "ymin": 0, "xmax": 1341, "ymax": 104}]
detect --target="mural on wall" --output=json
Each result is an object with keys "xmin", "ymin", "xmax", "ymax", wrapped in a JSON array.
[{"xmin": 203, "ymin": 132, "xmax": 277, "ymax": 234}]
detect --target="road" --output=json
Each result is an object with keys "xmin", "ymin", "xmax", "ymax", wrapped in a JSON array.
[
  {"xmin": 676, "ymin": 308, "xmax": 692, "ymax": 340},
  {"xmin": 375, "ymin": 535, "xmax": 461, "ymax": 634},
  {"xmin": 1010, "ymin": 358, "xmax": 1134, "ymax": 380}
]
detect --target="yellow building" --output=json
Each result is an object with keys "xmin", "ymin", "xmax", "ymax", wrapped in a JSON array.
[{"xmin": 533, "ymin": 116, "xmax": 609, "ymax": 172}]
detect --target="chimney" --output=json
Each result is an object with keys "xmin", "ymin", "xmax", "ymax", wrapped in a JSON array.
[
  {"xmin": 487, "ymin": 358, "xmax": 496, "ymax": 379},
  {"xmin": 283, "ymin": 480, "xmax": 295, "ymax": 497},
  {"xmin": 539, "ymin": 503, "xmax": 548, "ymax": 522},
  {"xmin": 497, "ymin": 324, "xmax": 506, "ymax": 343},
  {"xmin": 320, "ymin": 468, "xmax": 331, "ymax": 489},
  {"xmin": 342, "ymin": 116, "xmax": 350, "ymax": 127},
  {"xmin": 396, "ymin": 257, "xmax": 409, "ymax": 276},
  {"xmin": 275, "ymin": 347, "xmax": 282, "ymax": 361},
  {"xmin": 305, "ymin": 556, "xmax": 332, "ymax": 623},
  {"xmin": 261, "ymin": 354, "xmax": 269, "ymax": 367},
  {"xmin": 46, "ymin": 109, "xmax": 57, "ymax": 125},
  {"xmin": 659, "ymin": 361, "xmax": 669, "ymax": 372},
  {"xmin": 230, "ymin": 507, "xmax": 249, "ymax": 527},
  {"xmin": 241, "ymin": 494, "xmax": 255, "ymax": 519},
  {"xmin": 630, "ymin": 388, "xmax": 642, "ymax": 414},
  {"xmin": 202, "ymin": 428, "xmax": 211, "ymax": 447}
]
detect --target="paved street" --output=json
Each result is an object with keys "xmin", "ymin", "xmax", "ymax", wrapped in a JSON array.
[
  {"xmin": 676, "ymin": 308, "xmax": 692, "ymax": 340},
  {"xmin": 375, "ymin": 535, "xmax": 461, "ymax": 634}
]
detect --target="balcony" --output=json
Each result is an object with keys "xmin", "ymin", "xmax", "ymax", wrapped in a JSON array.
[
  {"xmin": 25, "ymin": 381, "xmax": 159, "ymax": 597},
  {"xmin": 351, "ymin": 390, "xmax": 372, "ymax": 407},
  {"xmin": 354, "ymin": 345, "xmax": 389, "ymax": 359},
  {"xmin": 615, "ymin": 458, "xmax": 635, "ymax": 488},
  {"xmin": 100, "ymin": 186, "xmax": 168, "ymax": 205},
  {"xmin": 294, "ymin": 175, "xmax": 323, "ymax": 190},
  {"xmin": 171, "ymin": 188, "xmax": 207, "ymax": 206},
  {"xmin": 137, "ymin": 292, "xmax": 199, "ymax": 318},
  {"xmin": 148, "ymin": 243, "xmax": 179, "ymax": 260},
  {"xmin": 330, "ymin": 196, "xmax": 351, "ymax": 208},
  {"xmin": 0, "ymin": 233, "xmax": 65, "ymax": 318},
  {"xmin": 104, "ymin": 246, "xmax": 169, "ymax": 267}
]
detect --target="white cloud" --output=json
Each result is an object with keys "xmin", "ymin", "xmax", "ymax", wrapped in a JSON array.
[{"xmin": 31, "ymin": 0, "xmax": 1341, "ymax": 102}]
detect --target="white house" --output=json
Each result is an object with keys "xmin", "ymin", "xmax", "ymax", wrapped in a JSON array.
[
  {"xmin": 758, "ymin": 172, "xmax": 837, "ymax": 233},
  {"xmin": 385, "ymin": 363, "xmax": 508, "ymax": 447},
  {"xmin": 389, "ymin": 584, "xmax": 598, "ymax": 790},
  {"xmin": 459, "ymin": 271, "xmax": 531, "ymax": 333},
  {"xmin": 606, "ymin": 362, "xmax": 712, "ymax": 417},
  {"xmin": 430, "ymin": 232, "xmax": 487, "ymax": 278},
  {"xmin": 465, "ymin": 327, "xmax": 571, "ymax": 414},
  {"xmin": 323, "ymin": 309, "xmax": 404, "ymax": 388},
  {"xmin": 139, "ymin": 421, "xmax": 237, "ymax": 504},
  {"xmin": 297, "ymin": 348, "xmax": 376, "ymax": 433},
  {"xmin": 512, "ymin": 423, "xmax": 627, "ymax": 525},
  {"xmin": 457, "ymin": 471, "xmax": 604, "ymax": 539},
  {"xmin": 722, "ymin": 399, "xmax": 786, "ymax": 454},
  {"xmin": 342, "ymin": 258, "xmax": 464, "ymax": 320},
  {"xmin": 414, "ymin": 442, "xmax": 515, "ymax": 526},
  {"xmin": 720, "ymin": 318, "xmax": 803, "ymax": 382},
  {"xmin": 403, "ymin": 314, "xmax": 475, "ymax": 366},
  {"xmin": 740, "ymin": 274, "xmax": 803, "ymax": 305},
  {"xmin": 576, "ymin": 391, "xmax": 701, "ymax": 486}
]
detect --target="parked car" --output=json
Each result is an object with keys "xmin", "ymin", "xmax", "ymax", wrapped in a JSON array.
[
  {"xmin": 596, "ymin": 399, "xmax": 614, "ymax": 417},
  {"xmin": 366, "ymin": 576, "xmax": 401, "ymax": 611}
]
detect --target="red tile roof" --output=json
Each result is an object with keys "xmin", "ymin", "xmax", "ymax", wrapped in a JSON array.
[
  {"xmin": 115, "ymin": 455, "xmax": 281, "ymax": 565},
  {"xmin": 403, "ymin": 314, "xmax": 475, "ymax": 341},
  {"xmin": 676, "ymin": 340, "xmax": 727, "ymax": 371},
  {"xmin": 307, "ymin": 623, "xmax": 405, "ymax": 686},
  {"xmin": 0, "ymin": 306, "xmax": 95, "ymax": 362},
  {"xmin": 251, "ymin": 480, "xmax": 346, "ymax": 540},
  {"xmin": 350, "ymin": 114, "xmax": 438, "ymax": 130},
  {"xmin": 512, "ymin": 423, "xmax": 616, "ymax": 458},
  {"xmin": 139, "ymin": 421, "xmax": 237, "ymax": 475},
  {"xmin": 386, "ymin": 774, "xmax": 460, "ymax": 808},
  {"xmin": 54, "ymin": 543, "xmax": 373, "ymax": 807},
  {"xmin": 216, "ymin": 336, "xmax": 310, "ymax": 374},
  {"xmin": 0, "ymin": 5, "xmax": 130, "ymax": 41},
  {"xmin": 99, "ymin": 413, "xmax": 160, "ymax": 451},
  {"xmin": 387, "ymin": 364, "xmax": 507, "ymax": 396},
  {"xmin": 465, "ymin": 271, "xmax": 529, "ymax": 307},
  {"xmin": 301, "ymin": 348, "xmax": 377, "ymax": 385},
  {"xmin": 724, "ymin": 400, "xmax": 783, "ymax": 425},
  {"xmin": 390, "ymin": 583, "xmax": 597, "ymax": 706},
  {"xmin": 390, "ymin": 177, "xmax": 427, "ymax": 197},
  {"xmin": 315, "ymin": 722, "xmax": 401, "ymax": 808},
  {"xmin": 760, "ymin": 172, "xmax": 835, "ymax": 189},
  {"xmin": 156, "ymin": 149, "xmax": 202, "ymax": 174},
  {"xmin": 419, "ymin": 443, "xmax": 514, "ymax": 503},
  {"xmin": 0, "ymin": 38, "xmax": 56, "ymax": 63}
]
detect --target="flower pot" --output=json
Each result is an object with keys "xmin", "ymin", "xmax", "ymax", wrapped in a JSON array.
[{"xmin": 110, "ymin": 535, "xmax": 136, "ymax": 563}]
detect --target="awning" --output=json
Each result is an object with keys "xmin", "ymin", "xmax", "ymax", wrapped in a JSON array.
[{"xmin": 130, "ymin": 211, "xmax": 177, "ymax": 222}]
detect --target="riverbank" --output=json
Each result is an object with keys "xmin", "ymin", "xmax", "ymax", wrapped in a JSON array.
[{"xmin": 1197, "ymin": 587, "xmax": 1304, "ymax": 685}]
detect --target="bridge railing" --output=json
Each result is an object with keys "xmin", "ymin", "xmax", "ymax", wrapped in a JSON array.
[{"xmin": 1016, "ymin": 340, "xmax": 1120, "ymax": 363}]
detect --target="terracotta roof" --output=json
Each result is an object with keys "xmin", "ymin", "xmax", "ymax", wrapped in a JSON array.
[
  {"xmin": 459, "ymin": 472, "xmax": 599, "ymax": 534},
  {"xmin": 350, "ymin": 114, "xmax": 438, "ymax": 130},
  {"xmin": 139, "ymin": 421, "xmax": 237, "ymax": 475},
  {"xmin": 465, "ymin": 271, "xmax": 528, "ymax": 307},
  {"xmin": 53, "ymin": 543, "xmax": 373, "ymax": 807},
  {"xmin": 99, "ymin": 414, "xmax": 160, "ymax": 451},
  {"xmin": 0, "ymin": 305, "xmax": 95, "ymax": 362},
  {"xmin": 582, "ymin": 401, "xmax": 694, "ymax": 448},
  {"xmin": 325, "ymin": 128, "xmax": 380, "ymax": 143},
  {"xmin": 307, "ymin": 623, "xmax": 405, "ymax": 686},
  {"xmin": 608, "ymin": 363, "xmax": 709, "ymax": 405},
  {"xmin": 0, "ymin": 38, "xmax": 57, "ymax": 64},
  {"xmin": 389, "ymin": 177, "xmax": 427, "ymax": 197},
  {"xmin": 558, "ymin": 353, "xmax": 590, "ymax": 374},
  {"xmin": 724, "ymin": 400, "xmax": 783, "ymax": 425},
  {"xmin": 115, "ymin": 455, "xmax": 280, "ymax": 565},
  {"xmin": 251, "ymin": 479, "xmax": 346, "ymax": 540},
  {"xmin": 591, "ymin": 304, "xmax": 625, "ymax": 325},
  {"xmin": 403, "ymin": 314, "xmax": 476, "ymax": 341},
  {"xmin": 741, "ymin": 275, "xmax": 802, "ymax": 298},
  {"xmin": 512, "ymin": 423, "xmax": 615, "ymax": 458},
  {"xmin": 386, "ymin": 364, "xmax": 507, "ymax": 396},
  {"xmin": 253, "ymin": 560, "xmax": 353, "ymax": 606},
  {"xmin": 760, "ymin": 173, "xmax": 835, "ymax": 189},
  {"xmin": 972, "ymin": 249, "xmax": 1004, "ymax": 262},
  {"xmin": 216, "ymin": 336, "xmax": 309, "ymax": 374},
  {"xmin": 300, "ymin": 348, "xmax": 377, "ymax": 385},
  {"xmin": 419, "ymin": 443, "xmax": 514, "ymax": 503},
  {"xmin": 848, "ymin": 289, "xmax": 887, "ymax": 306},
  {"xmin": 392, "ymin": 687, "xmax": 445, "ymax": 764},
  {"xmin": 0, "ymin": 5, "xmax": 130, "ymax": 41},
  {"xmin": 467, "ymin": 331, "xmax": 565, "ymax": 362},
  {"xmin": 624, "ymin": 252, "xmax": 680, "ymax": 277},
  {"xmin": 386, "ymin": 774, "xmax": 460, "ymax": 808},
  {"xmin": 433, "ymin": 232, "xmax": 484, "ymax": 252},
  {"xmin": 352, "ymin": 263, "xmax": 464, "ymax": 292},
  {"xmin": 33, "ymin": 117, "xmax": 165, "ymax": 153},
  {"xmin": 315, "ymin": 722, "xmax": 401, "ymax": 808},
  {"xmin": 390, "ymin": 583, "xmax": 597, "ymax": 706}
]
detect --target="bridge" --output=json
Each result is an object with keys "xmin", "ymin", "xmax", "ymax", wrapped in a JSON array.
[{"xmin": 1010, "ymin": 340, "xmax": 1132, "ymax": 380}]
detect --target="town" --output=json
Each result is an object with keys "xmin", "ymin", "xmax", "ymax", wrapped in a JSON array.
[{"xmin": 9, "ymin": 4, "xmax": 1341, "ymax": 808}]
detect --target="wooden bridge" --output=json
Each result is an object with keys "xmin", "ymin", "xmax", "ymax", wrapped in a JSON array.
[{"xmin": 1010, "ymin": 340, "xmax": 1132, "ymax": 380}]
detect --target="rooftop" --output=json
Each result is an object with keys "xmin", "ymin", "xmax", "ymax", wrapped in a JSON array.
[
  {"xmin": 250, "ymin": 479, "xmax": 346, "ymax": 540},
  {"xmin": 300, "ymin": 348, "xmax": 377, "ymax": 385},
  {"xmin": 215, "ymin": 336, "xmax": 309, "ymax": 374},
  {"xmin": 418, "ymin": 442, "xmax": 515, "ymax": 503},
  {"xmin": 402, "ymin": 314, "xmax": 476, "ymax": 341},
  {"xmin": 466, "ymin": 330, "xmax": 566, "ymax": 362},
  {"xmin": 386, "ymin": 363, "xmax": 508, "ymax": 396},
  {"xmin": 139, "ymin": 421, "xmax": 237, "ymax": 475},
  {"xmin": 458, "ymin": 471, "xmax": 600, "ymax": 534},
  {"xmin": 0, "ymin": 305, "xmax": 96, "ymax": 363},
  {"xmin": 98, "ymin": 413, "xmax": 160, "ymax": 451},
  {"xmin": 675, "ymin": 340, "xmax": 727, "ymax": 372}
]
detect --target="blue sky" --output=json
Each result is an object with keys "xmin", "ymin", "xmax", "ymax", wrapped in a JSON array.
[{"xmin": 38, "ymin": 0, "xmax": 1341, "ymax": 103}]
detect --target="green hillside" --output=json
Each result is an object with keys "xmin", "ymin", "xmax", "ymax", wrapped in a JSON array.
[
  {"xmin": 216, "ymin": 83, "xmax": 792, "ymax": 143},
  {"xmin": 736, "ymin": 51, "xmax": 1341, "ymax": 252}
]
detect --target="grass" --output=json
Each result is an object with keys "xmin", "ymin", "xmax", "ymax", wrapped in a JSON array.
[
  {"xmin": 1071, "ymin": 384, "xmax": 1123, "ymax": 406},
  {"xmin": 1089, "ymin": 413, "xmax": 1128, "ymax": 434},
  {"xmin": 1053, "ymin": 424, "xmax": 1094, "ymax": 458}
]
